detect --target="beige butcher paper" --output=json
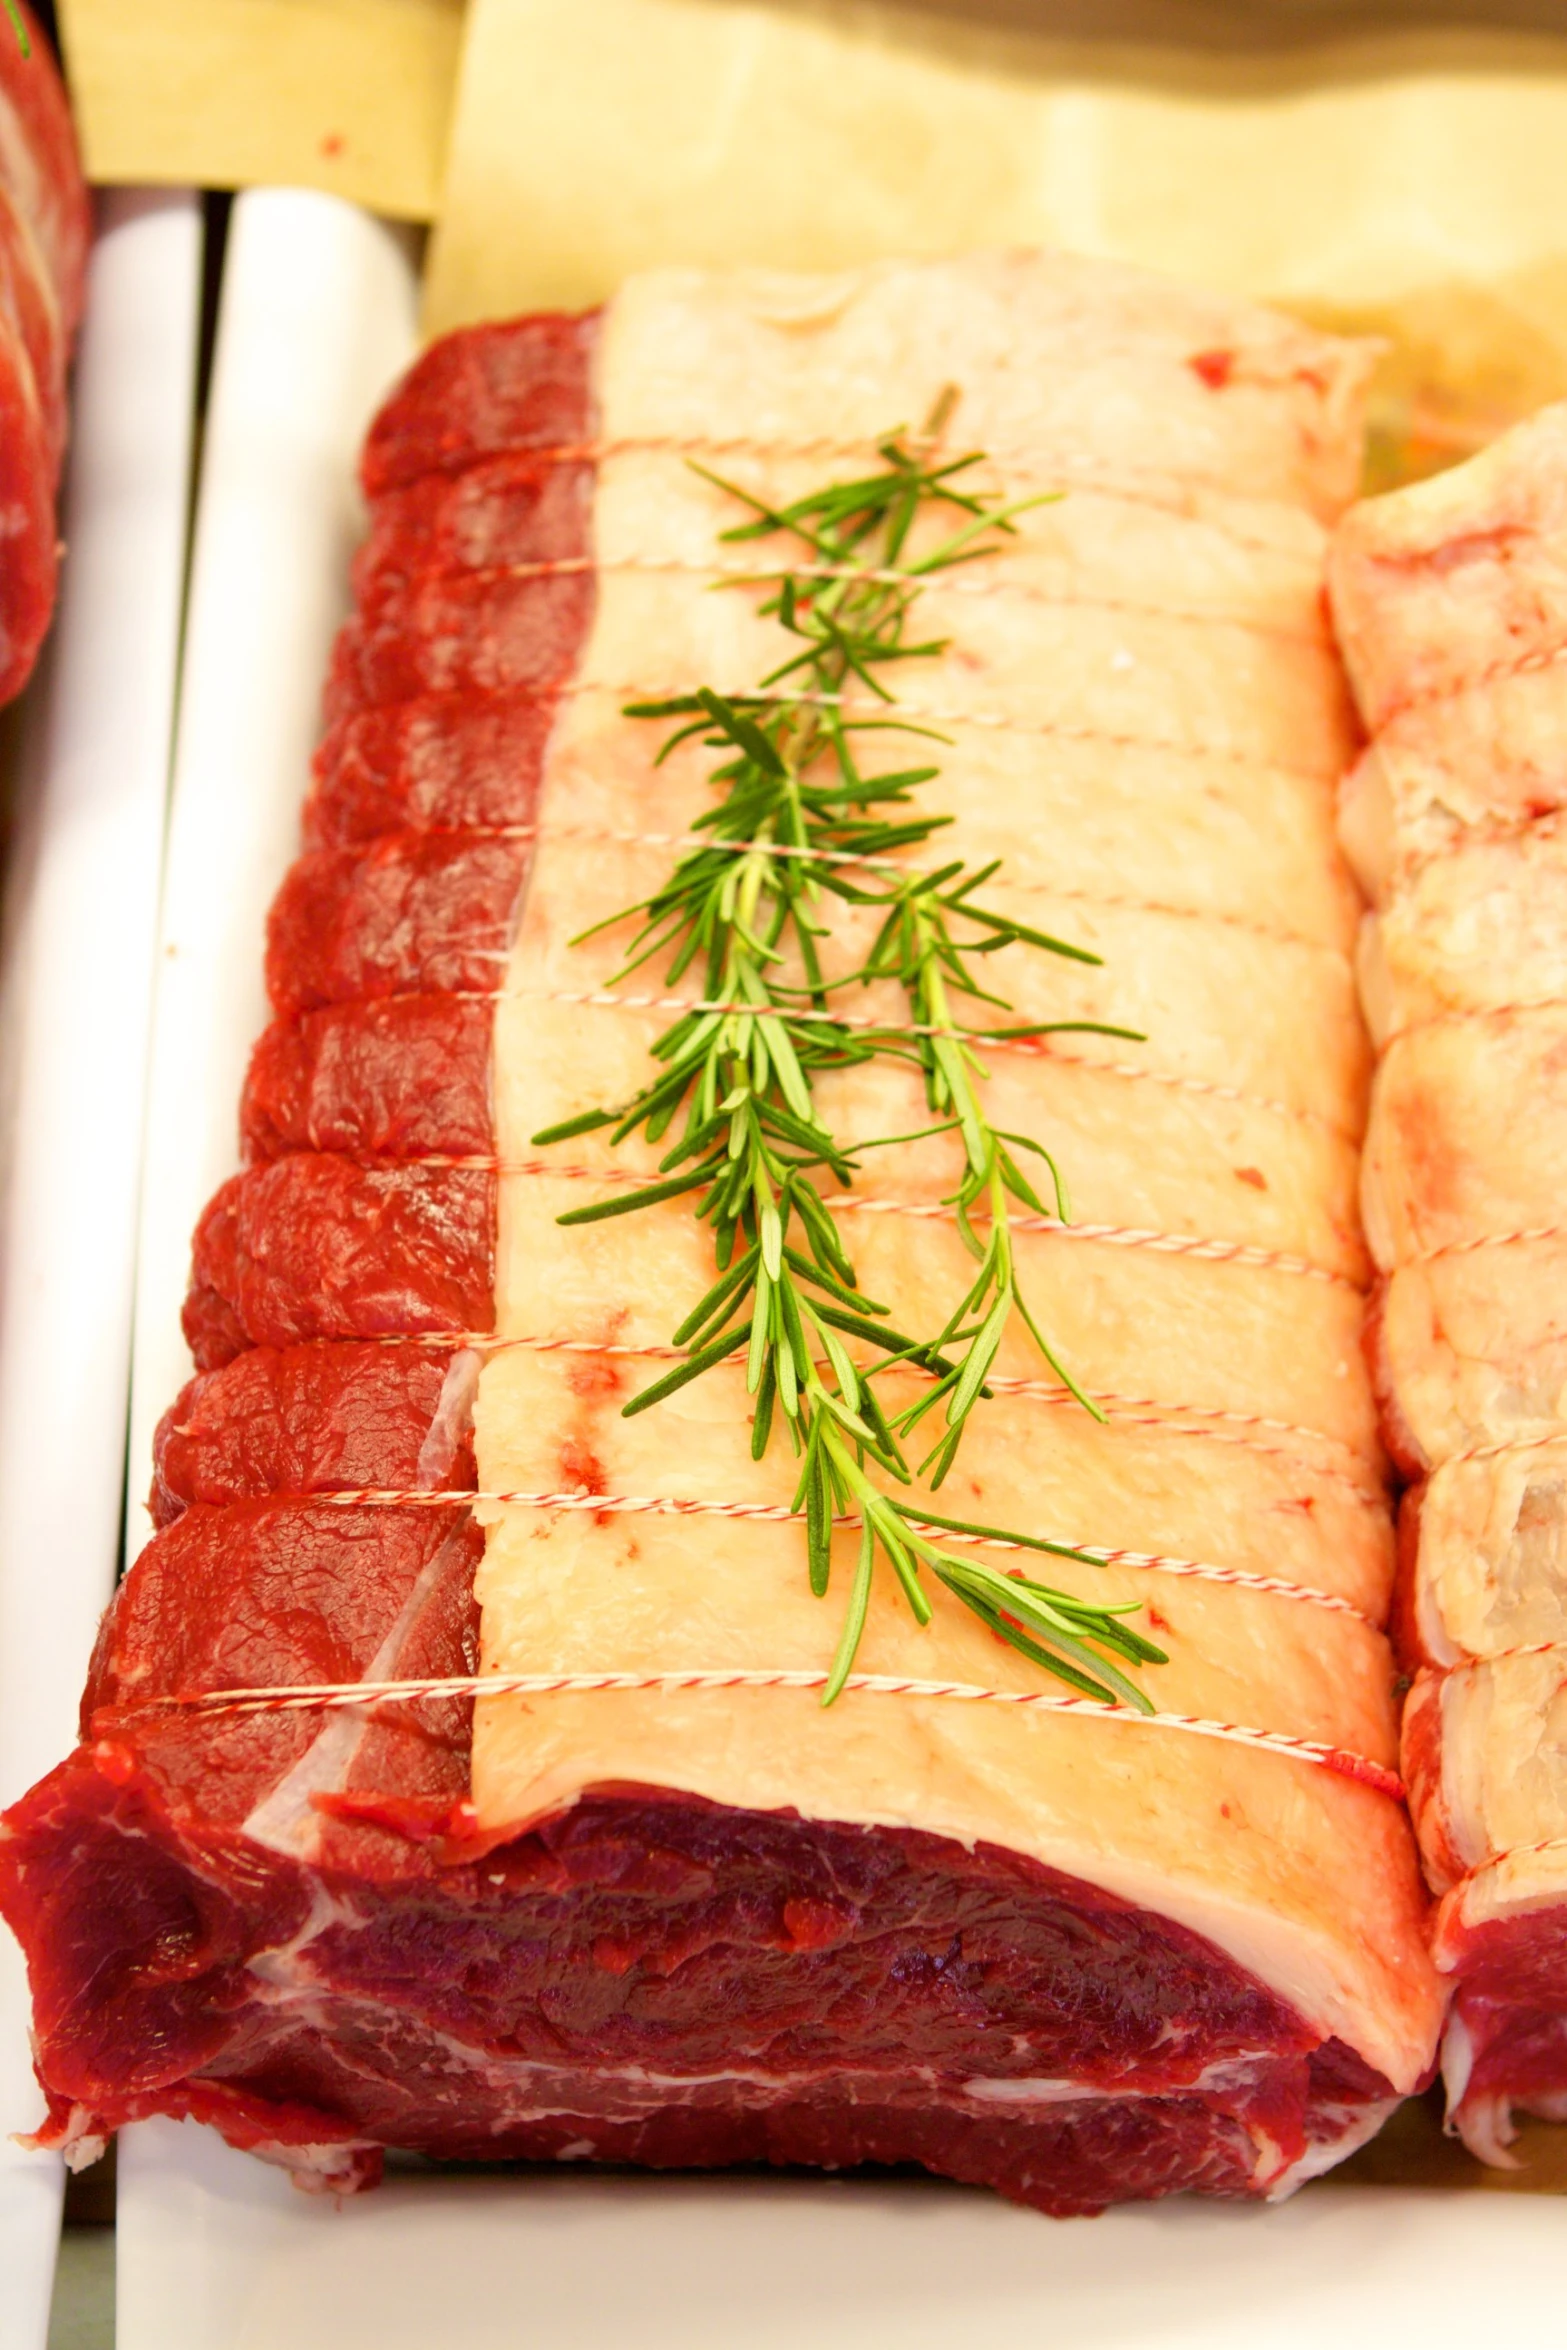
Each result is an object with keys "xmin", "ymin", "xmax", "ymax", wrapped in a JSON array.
[{"xmin": 472, "ymin": 251, "xmax": 1442, "ymax": 2093}]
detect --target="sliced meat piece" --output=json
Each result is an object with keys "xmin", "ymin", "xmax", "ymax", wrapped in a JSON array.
[
  {"xmin": 82, "ymin": 1499, "xmax": 480, "ymax": 1827},
  {"xmin": 264, "ymin": 835, "xmax": 529, "ymax": 1018},
  {"xmin": 325, "ymin": 572, "xmax": 594, "ymax": 720},
  {"xmin": 1402, "ymin": 1443, "xmax": 1567, "ymax": 1670},
  {"xmin": 0, "ymin": 8, "xmax": 89, "ymax": 342},
  {"xmin": 151, "ymin": 1341, "xmax": 479, "ymax": 1525},
  {"xmin": 1330, "ymin": 402, "xmax": 1567, "ymax": 733},
  {"xmin": 1358, "ymin": 820, "xmax": 1567, "ymax": 1048},
  {"xmin": 353, "ymin": 454, "xmax": 593, "ymax": 614},
  {"xmin": 307, "ymin": 691, "xmax": 554, "ymax": 847},
  {"xmin": 1338, "ymin": 668, "xmax": 1567, "ymax": 907},
  {"xmin": 0, "ymin": 8, "xmax": 87, "ymax": 701},
  {"xmin": 1361, "ymin": 1003, "xmax": 1567, "ymax": 1270},
  {"xmin": 183, "ymin": 1157, "xmax": 494, "ymax": 1369},
  {"xmin": 361, "ymin": 312, "xmax": 599, "ymax": 496},
  {"xmin": 1370, "ymin": 1234, "xmax": 1567, "ymax": 1474},
  {"xmin": 242, "ymin": 999, "xmax": 493, "ymax": 1161}
]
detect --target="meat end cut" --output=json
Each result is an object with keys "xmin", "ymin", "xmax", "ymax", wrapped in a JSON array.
[
  {"xmin": 1332, "ymin": 400, "xmax": 1567, "ymax": 2164},
  {"xmin": 0, "ymin": 251, "xmax": 1444, "ymax": 2215},
  {"xmin": 0, "ymin": 9, "xmax": 88, "ymax": 703}
]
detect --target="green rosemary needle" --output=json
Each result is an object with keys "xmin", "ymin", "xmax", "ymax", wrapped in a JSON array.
[
  {"xmin": 4, "ymin": 3, "xmax": 29, "ymax": 59},
  {"xmin": 534, "ymin": 407, "xmax": 1164, "ymax": 1711}
]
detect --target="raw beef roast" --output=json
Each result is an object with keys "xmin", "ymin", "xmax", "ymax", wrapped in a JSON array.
[
  {"xmin": 0, "ymin": 7, "xmax": 87, "ymax": 702},
  {"xmin": 0, "ymin": 252, "xmax": 1443, "ymax": 2213},
  {"xmin": 1332, "ymin": 404, "xmax": 1567, "ymax": 2163}
]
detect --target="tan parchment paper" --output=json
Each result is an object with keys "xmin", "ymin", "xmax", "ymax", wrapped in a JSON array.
[
  {"xmin": 428, "ymin": 0, "xmax": 1567, "ymax": 478},
  {"xmin": 59, "ymin": 0, "xmax": 463, "ymax": 221}
]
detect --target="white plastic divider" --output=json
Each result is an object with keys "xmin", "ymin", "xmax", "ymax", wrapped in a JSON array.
[
  {"xmin": 113, "ymin": 186, "xmax": 419, "ymax": 2350},
  {"xmin": 0, "ymin": 188, "xmax": 202, "ymax": 2350}
]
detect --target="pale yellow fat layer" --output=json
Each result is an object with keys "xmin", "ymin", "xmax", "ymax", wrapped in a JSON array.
[
  {"xmin": 473, "ymin": 252, "xmax": 1441, "ymax": 2084},
  {"xmin": 1416, "ymin": 1443, "xmax": 1567, "ymax": 1666},
  {"xmin": 1426, "ymin": 1654, "xmax": 1567, "ymax": 1876},
  {"xmin": 1331, "ymin": 410, "xmax": 1567, "ymax": 1940},
  {"xmin": 1362, "ymin": 1005, "xmax": 1567, "ymax": 1270},
  {"xmin": 1379, "ymin": 1244, "xmax": 1567, "ymax": 1466}
]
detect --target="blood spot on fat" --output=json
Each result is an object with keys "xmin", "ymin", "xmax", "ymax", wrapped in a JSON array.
[
  {"xmin": 559, "ymin": 1435, "xmax": 607, "ymax": 1494},
  {"xmin": 567, "ymin": 1354, "xmax": 624, "ymax": 1400},
  {"xmin": 1233, "ymin": 1165, "xmax": 1268, "ymax": 1191},
  {"xmin": 320, "ymin": 132, "xmax": 346, "ymax": 161},
  {"xmin": 1188, "ymin": 349, "xmax": 1235, "ymax": 390}
]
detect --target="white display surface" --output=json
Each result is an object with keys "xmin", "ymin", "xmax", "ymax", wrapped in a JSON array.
[
  {"xmin": 0, "ymin": 188, "xmax": 202, "ymax": 2350},
  {"xmin": 114, "ymin": 188, "xmax": 1567, "ymax": 2350},
  {"xmin": 120, "ymin": 2115, "xmax": 1567, "ymax": 2350}
]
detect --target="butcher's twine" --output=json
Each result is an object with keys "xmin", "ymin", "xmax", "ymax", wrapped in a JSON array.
[
  {"xmin": 137, "ymin": 1666, "xmax": 1402, "ymax": 1803},
  {"xmin": 259, "ymin": 1480, "xmax": 1375, "ymax": 1626},
  {"xmin": 381, "ymin": 1145, "xmax": 1354, "ymax": 1291}
]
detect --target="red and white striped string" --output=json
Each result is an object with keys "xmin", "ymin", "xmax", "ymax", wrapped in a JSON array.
[
  {"xmin": 421, "ymin": 548, "xmax": 1327, "ymax": 651},
  {"xmin": 267, "ymin": 1482, "xmax": 1376, "ymax": 1626},
  {"xmin": 389, "ymin": 1148, "xmax": 1355, "ymax": 1292},
  {"xmin": 137, "ymin": 1666, "xmax": 1402, "ymax": 1804},
  {"xmin": 528, "ymin": 676, "xmax": 1334, "ymax": 786},
  {"xmin": 364, "ymin": 815, "xmax": 1336, "ymax": 957},
  {"xmin": 481, "ymin": 430, "xmax": 1328, "ymax": 566}
]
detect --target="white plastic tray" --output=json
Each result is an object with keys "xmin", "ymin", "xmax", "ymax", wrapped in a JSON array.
[
  {"xmin": 114, "ymin": 188, "xmax": 1567, "ymax": 2349},
  {"xmin": 0, "ymin": 187, "xmax": 202, "ymax": 2350}
]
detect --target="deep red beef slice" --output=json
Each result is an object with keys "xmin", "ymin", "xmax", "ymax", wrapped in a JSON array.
[
  {"xmin": 0, "ymin": 12, "xmax": 89, "ymax": 705},
  {"xmin": 354, "ymin": 454, "xmax": 594, "ymax": 615},
  {"xmin": 82, "ymin": 1498, "xmax": 480, "ymax": 1825},
  {"xmin": 306, "ymin": 692, "xmax": 555, "ymax": 847},
  {"xmin": 242, "ymin": 999, "xmax": 493, "ymax": 1162},
  {"xmin": 152, "ymin": 1341, "xmax": 477, "ymax": 1524},
  {"xmin": 0, "ymin": 1743, "xmax": 1393, "ymax": 2215},
  {"xmin": 182, "ymin": 1158, "xmax": 494, "ymax": 1368},
  {"xmin": 265, "ymin": 835, "xmax": 528, "ymax": 1018},
  {"xmin": 360, "ymin": 313, "xmax": 599, "ymax": 497},
  {"xmin": 326, "ymin": 572, "xmax": 595, "ymax": 719}
]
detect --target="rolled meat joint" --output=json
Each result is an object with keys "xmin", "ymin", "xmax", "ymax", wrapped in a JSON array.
[
  {"xmin": 0, "ymin": 252, "xmax": 1443, "ymax": 2214},
  {"xmin": 1331, "ymin": 401, "xmax": 1567, "ymax": 2165},
  {"xmin": 0, "ymin": 8, "xmax": 88, "ymax": 702}
]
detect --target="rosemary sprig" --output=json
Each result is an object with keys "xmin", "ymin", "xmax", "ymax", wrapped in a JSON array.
[
  {"xmin": 534, "ymin": 407, "xmax": 1164, "ymax": 1710},
  {"xmin": 4, "ymin": 3, "xmax": 28, "ymax": 59}
]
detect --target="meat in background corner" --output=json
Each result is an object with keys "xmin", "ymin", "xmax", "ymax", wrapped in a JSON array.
[{"xmin": 0, "ymin": 2, "xmax": 88, "ymax": 705}]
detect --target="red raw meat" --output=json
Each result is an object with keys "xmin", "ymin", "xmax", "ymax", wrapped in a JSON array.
[
  {"xmin": 325, "ymin": 571, "xmax": 594, "ymax": 719},
  {"xmin": 307, "ymin": 692, "xmax": 554, "ymax": 846},
  {"xmin": 0, "ymin": 8, "xmax": 88, "ymax": 703},
  {"xmin": 360, "ymin": 313, "xmax": 599, "ymax": 496},
  {"xmin": 183, "ymin": 1158, "xmax": 494, "ymax": 1369},
  {"xmin": 264, "ymin": 835, "xmax": 528, "ymax": 1016},
  {"xmin": 4, "ymin": 1730, "xmax": 1393, "ymax": 2211},
  {"xmin": 242, "ymin": 999, "xmax": 493, "ymax": 1161},
  {"xmin": 353, "ymin": 453, "xmax": 593, "ymax": 615},
  {"xmin": 151, "ymin": 1341, "xmax": 478, "ymax": 1525}
]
